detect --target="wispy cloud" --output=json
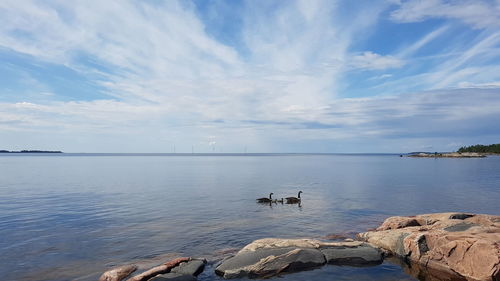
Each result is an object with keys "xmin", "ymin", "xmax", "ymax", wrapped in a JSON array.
[
  {"xmin": 390, "ymin": 0, "xmax": 500, "ymax": 29},
  {"xmin": 350, "ymin": 51, "xmax": 405, "ymax": 70},
  {"xmin": 397, "ymin": 25, "xmax": 450, "ymax": 57}
]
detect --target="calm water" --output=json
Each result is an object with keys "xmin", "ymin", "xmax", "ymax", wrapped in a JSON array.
[{"xmin": 1, "ymin": 154, "xmax": 499, "ymax": 281}]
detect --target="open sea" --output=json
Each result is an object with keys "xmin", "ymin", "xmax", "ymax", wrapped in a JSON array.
[{"xmin": 1, "ymin": 153, "xmax": 499, "ymax": 281}]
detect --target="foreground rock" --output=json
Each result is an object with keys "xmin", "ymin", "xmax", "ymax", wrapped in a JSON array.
[
  {"xmin": 98, "ymin": 257, "xmax": 203, "ymax": 281},
  {"xmin": 215, "ymin": 238, "xmax": 383, "ymax": 278},
  {"xmin": 128, "ymin": 257, "xmax": 191, "ymax": 281},
  {"xmin": 358, "ymin": 213, "xmax": 500, "ymax": 281},
  {"xmin": 151, "ymin": 259, "xmax": 206, "ymax": 281},
  {"xmin": 99, "ymin": 264, "xmax": 138, "ymax": 281}
]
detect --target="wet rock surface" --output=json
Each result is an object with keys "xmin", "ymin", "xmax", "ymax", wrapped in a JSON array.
[
  {"xmin": 358, "ymin": 213, "xmax": 500, "ymax": 281},
  {"xmin": 320, "ymin": 244, "xmax": 383, "ymax": 265},
  {"xmin": 171, "ymin": 259, "xmax": 206, "ymax": 276},
  {"xmin": 215, "ymin": 238, "xmax": 383, "ymax": 279},
  {"xmin": 150, "ymin": 273, "xmax": 197, "ymax": 281},
  {"xmin": 150, "ymin": 259, "xmax": 206, "ymax": 281},
  {"xmin": 387, "ymin": 256, "xmax": 468, "ymax": 281}
]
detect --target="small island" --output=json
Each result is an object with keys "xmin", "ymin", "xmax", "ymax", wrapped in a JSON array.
[
  {"xmin": 407, "ymin": 152, "xmax": 486, "ymax": 158},
  {"xmin": 406, "ymin": 143, "xmax": 499, "ymax": 158},
  {"xmin": 0, "ymin": 150, "xmax": 63, "ymax": 153}
]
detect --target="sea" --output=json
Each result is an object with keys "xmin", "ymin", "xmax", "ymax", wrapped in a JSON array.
[{"xmin": 1, "ymin": 153, "xmax": 499, "ymax": 281}]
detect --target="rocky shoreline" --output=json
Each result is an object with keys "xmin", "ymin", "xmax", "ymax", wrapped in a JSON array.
[
  {"xmin": 99, "ymin": 212, "xmax": 499, "ymax": 281},
  {"xmin": 407, "ymin": 152, "xmax": 486, "ymax": 158},
  {"xmin": 359, "ymin": 213, "xmax": 500, "ymax": 281}
]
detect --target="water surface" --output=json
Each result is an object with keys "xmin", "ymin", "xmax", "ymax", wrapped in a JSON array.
[{"xmin": 1, "ymin": 154, "xmax": 499, "ymax": 280}]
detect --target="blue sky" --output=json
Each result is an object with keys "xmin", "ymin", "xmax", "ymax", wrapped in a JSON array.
[{"xmin": 1, "ymin": 0, "xmax": 500, "ymax": 153}]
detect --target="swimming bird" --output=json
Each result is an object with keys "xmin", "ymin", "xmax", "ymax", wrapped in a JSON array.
[
  {"xmin": 286, "ymin": 191, "xmax": 302, "ymax": 204},
  {"xmin": 257, "ymin": 193, "xmax": 274, "ymax": 203}
]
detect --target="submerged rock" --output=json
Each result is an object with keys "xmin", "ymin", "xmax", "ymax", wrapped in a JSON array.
[
  {"xmin": 150, "ymin": 273, "xmax": 197, "ymax": 281},
  {"xmin": 358, "ymin": 213, "xmax": 500, "ymax": 281},
  {"xmin": 215, "ymin": 238, "xmax": 383, "ymax": 279},
  {"xmin": 387, "ymin": 256, "xmax": 468, "ymax": 281}
]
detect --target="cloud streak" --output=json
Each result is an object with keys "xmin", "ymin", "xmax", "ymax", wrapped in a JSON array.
[{"xmin": 390, "ymin": 0, "xmax": 500, "ymax": 29}]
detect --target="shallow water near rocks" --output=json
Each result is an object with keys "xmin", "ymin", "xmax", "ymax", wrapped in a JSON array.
[{"xmin": 1, "ymin": 154, "xmax": 499, "ymax": 281}]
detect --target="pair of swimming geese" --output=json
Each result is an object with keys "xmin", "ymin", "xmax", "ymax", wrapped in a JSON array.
[{"xmin": 257, "ymin": 191, "xmax": 303, "ymax": 204}]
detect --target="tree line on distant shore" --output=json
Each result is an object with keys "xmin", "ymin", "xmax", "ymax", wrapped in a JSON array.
[{"xmin": 457, "ymin": 144, "xmax": 500, "ymax": 153}]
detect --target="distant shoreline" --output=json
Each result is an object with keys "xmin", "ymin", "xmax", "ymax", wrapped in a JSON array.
[
  {"xmin": 0, "ymin": 150, "xmax": 63, "ymax": 153},
  {"xmin": 0, "ymin": 151, "xmax": 497, "ymax": 157},
  {"xmin": 406, "ymin": 152, "xmax": 488, "ymax": 158},
  {"xmin": 0, "ymin": 152, "xmax": 402, "ymax": 156}
]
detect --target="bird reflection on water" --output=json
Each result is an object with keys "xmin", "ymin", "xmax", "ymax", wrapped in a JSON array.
[{"xmin": 257, "ymin": 198, "xmax": 302, "ymax": 209}]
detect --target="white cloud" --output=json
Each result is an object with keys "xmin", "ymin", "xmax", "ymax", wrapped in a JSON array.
[
  {"xmin": 350, "ymin": 52, "xmax": 405, "ymax": 70},
  {"xmin": 390, "ymin": 0, "xmax": 500, "ymax": 29},
  {"xmin": 458, "ymin": 81, "xmax": 500, "ymax": 88},
  {"xmin": 369, "ymin": 74, "xmax": 393, "ymax": 80}
]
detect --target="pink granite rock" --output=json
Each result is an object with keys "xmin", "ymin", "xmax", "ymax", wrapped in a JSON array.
[
  {"xmin": 98, "ymin": 264, "xmax": 137, "ymax": 281},
  {"xmin": 358, "ymin": 213, "xmax": 500, "ymax": 281}
]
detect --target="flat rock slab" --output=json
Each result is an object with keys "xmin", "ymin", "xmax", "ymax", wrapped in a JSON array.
[
  {"xmin": 216, "ymin": 247, "xmax": 298, "ymax": 273},
  {"xmin": 216, "ymin": 248, "xmax": 325, "ymax": 278},
  {"xmin": 320, "ymin": 244, "xmax": 383, "ymax": 265},
  {"xmin": 215, "ymin": 238, "xmax": 384, "ymax": 279}
]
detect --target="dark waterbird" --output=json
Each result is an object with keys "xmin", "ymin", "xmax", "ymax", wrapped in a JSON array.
[
  {"xmin": 286, "ymin": 191, "xmax": 302, "ymax": 204},
  {"xmin": 257, "ymin": 193, "xmax": 274, "ymax": 203}
]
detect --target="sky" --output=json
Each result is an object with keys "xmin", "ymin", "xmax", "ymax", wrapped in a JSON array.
[{"xmin": 1, "ymin": 0, "xmax": 500, "ymax": 153}]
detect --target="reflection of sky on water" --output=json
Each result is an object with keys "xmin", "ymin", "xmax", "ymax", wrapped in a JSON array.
[{"xmin": 0, "ymin": 154, "xmax": 499, "ymax": 280}]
